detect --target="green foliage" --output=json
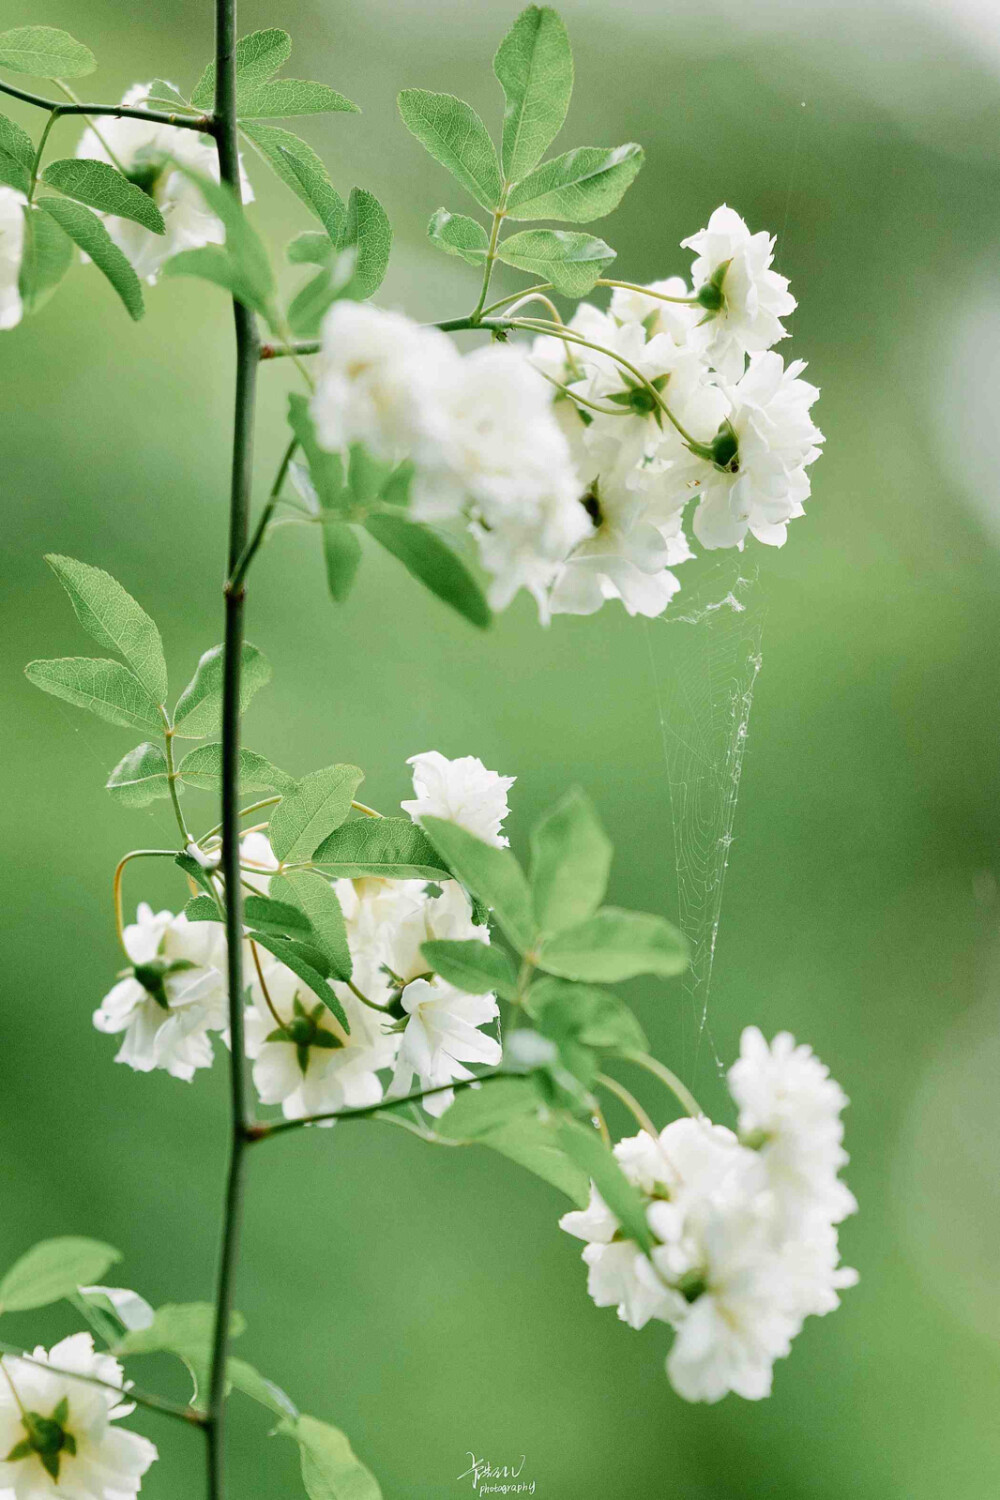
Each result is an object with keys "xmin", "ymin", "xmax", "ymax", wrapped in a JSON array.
[
  {"xmin": 178, "ymin": 743, "xmax": 295, "ymax": 794},
  {"xmin": 184, "ymin": 894, "xmax": 222, "ymax": 923},
  {"xmin": 557, "ymin": 1117, "xmax": 654, "ymax": 1250},
  {"xmin": 397, "ymin": 90, "xmax": 502, "ymax": 212},
  {"xmin": 248, "ymin": 932, "xmax": 349, "ymax": 1029},
  {"xmin": 537, "ymin": 906, "xmax": 688, "ymax": 982},
  {"xmin": 106, "ymin": 742, "xmax": 171, "ymax": 806},
  {"xmin": 191, "ymin": 27, "xmax": 292, "ymax": 109},
  {"xmin": 321, "ymin": 521, "xmax": 363, "ymax": 603},
  {"xmin": 311, "ymin": 817, "xmax": 449, "ymax": 879},
  {"xmin": 162, "ymin": 163, "xmax": 274, "ymax": 319},
  {"xmin": 175, "ymin": 851, "xmax": 220, "ymax": 901},
  {"xmin": 288, "ymin": 395, "xmax": 350, "ymax": 512},
  {"xmin": 530, "ymin": 787, "xmax": 611, "ymax": 934},
  {"xmin": 0, "ymin": 1238, "xmax": 121, "ymax": 1314},
  {"xmin": 172, "ymin": 642, "xmax": 271, "ymax": 738},
  {"xmin": 42, "ymin": 159, "xmax": 166, "ymax": 235},
  {"xmin": 241, "ymin": 123, "xmax": 345, "ymax": 238},
  {"xmin": 18, "ymin": 205, "xmax": 73, "ymax": 316},
  {"xmin": 270, "ymin": 871, "xmax": 352, "ymax": 980},
  {"xmin": 146, "ymin": 80, "xmax": 193, "ymax": 111},
  {"xmin": 44, "ymin": 555, "xmax": 167, "ymax": 701},
  {"xmin": 420, "ymin": 818, "xmax": 535, "ymax": 953},
  {"xmin": 25, "ymin": 657, "xmax": 162, "ymax": 731},
  {"xmin": 0, "ymin": 25, "xmax": 95, "ymax": 78},
  {"xmin": 36, "ymin": 197, "xmax": 145, "ymax": 321},
  {"xmin": 280, "ymin": 1414, "xmax": 383, "ymax": 1500},
  {"xmin": 421, "ymin": 938, "xmax": 519, "ymax": 1002},
  {"xmin": 0, "ymin": 111, "xmax": 35, "ymax": 195},
  {"xmin": 426, "ymin": 208, "xmax": 488, "ymax": 266},
  {"xmin": 237, "ymin": 79, "xmax": 358, "ymax": 118},
  {"xmin": 340, "ymin": 188, "xmax": 391, "ymax": 300},
  {"xmin": 268, "ymin": 764, "xmax": 364, "ymax": 862},
  {"xmin": 363, "ymin": 513, "xmax": 492, "ymax": 630},
  {"xmin": 437, "ymin": 1079, "xmax": 589, "ymax": 1204},
  {"xmin": 493, "ymin": 6, "xmax": 573, "ymax": 182},
  {"xmin": 505, "ymin": 143, "xmax": 644, "ymax": 222},
  {"xmin": 243, "ymin": 894, "xmax": 313, "ymax": 937},
  {"xmin": 116, "ymin": 1302, "xmax": 245, "ymax": 1406},
  {"xmin": 227, "ymin": 1358, "xmax": 299, "ymax": 1421},
  {"xmin": 524, "ymin": 977, "xmax": 648, "ymax": 1083},
  {"xmin": 497, "ymin": 228, "xmax": 614, "ymax": 294},
  {"xmin": 287, "ymin": 230, "xmax": 332, "ymax": 265}
]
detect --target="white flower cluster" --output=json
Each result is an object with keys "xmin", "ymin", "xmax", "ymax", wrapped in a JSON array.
[
  {"xmin": 560, "ymin": 1026, "xmax": 857, "ymax": 1403},
  {"xmin": 95, "ymin": 752, "xmax": 511, "ymax": 1120},
  {"xmin": 310, "ymin": 206, "xmax": 820, "ymax": 620},
  {"xmin": 0, "ymin": 1334, "xmax": 157, "ymax": 1498}
]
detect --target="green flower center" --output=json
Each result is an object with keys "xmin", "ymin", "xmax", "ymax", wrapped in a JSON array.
[{"xmin": 6, "ymin": 1398, "xmax": 77, "ymax": 1481}]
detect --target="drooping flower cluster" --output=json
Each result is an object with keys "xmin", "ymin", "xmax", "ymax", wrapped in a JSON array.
[
  {"xmin": 309, "ymin": 205, "xmax": 821, "ymax": 620},
  {"xmin": 560, "ymin": 1026, "xmax": 857, "ymax": 1403},
  {"xmin": 95, "ymin": 753, "xmax": 510, "ymax": 1120},
  {"xmin": 0, "ymin": 1334, "xmax": 157, "ymax": 1498}
]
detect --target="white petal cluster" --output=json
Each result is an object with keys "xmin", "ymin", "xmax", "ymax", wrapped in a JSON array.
[
  {"xmin": 74, "ymin": 84, "xmax": 253, "ymax": 284},
  {"xmin": 401, "ymin": 750, "xmax": 514, "ymax": 847},
  {"xmin": 93, "ymin": 903, "xmax": 228, "ymax": 1081},
  {"xmin": 0, "ymin": 1334, "xmax": 157, "ymax": 1498},
  {"xmin": 560, "ymin": 1027, "xmax": 856, "ymax": 1403},
  {"xmin": 0, "ymin": 185, "xmax": 26, "ymax": 332},
  {"xmin": 682, "ymin": 204, "xmax": 797, "ymax": 383}
]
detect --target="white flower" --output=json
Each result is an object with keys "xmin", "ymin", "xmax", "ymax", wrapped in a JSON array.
[
  {"xmin": 244, "ymin": 955, "xmax": 396, "ymax": 1123},
  {"xmin": 728, "ymin": 1025, "xmax": 857, "ymax": 1230},
  {"xmin": 311, "ymin": 301, "xmax": 458, "ymax": 462},
  {"xmin": 0, "ymin": 186, "xmax": 26, "ymax": 330},
  {"xmin": 402, "ymin": 751, "xmax": 514, "ymax": 848},
  {"xmin": 682, "ymin": 204, "xmax": 796, "ymax": 382},
  {"xmin": 240, "ymin": 830, "xmax": 278, "ymax": 894},
  {"xmin": 691, "ymin": 353, "xmax": 823, "ymax": 550},
  {"xmin": 93, "ymin": 905, "xmax": 228, "ymax": 1081},
  {"xmin": 0, "ymin": 1334, "xmax": 157, "ymax": 1498},
  {"xmin": 390, "ymin": 976, "xmax": 501, "ymax": 1117},
  {"xmin": 75, "ymin": 84, "xmax": 252, "ymax": 284}
]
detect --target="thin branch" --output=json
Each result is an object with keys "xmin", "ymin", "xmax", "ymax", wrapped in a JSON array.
[
  {"xmin": 227, "ymin": 436, "xmax": 298, "ymax": 592},
  {"xmin": 113, "ymin": 849, "xmax": 183, "ymax": 952},
  {"xmin": 0, "ymin": 77, "xmax": 212, "ymax": 130},
  {"xmin": 0, "ymin": 1343, "xmax": 204, "ymax": 1426},
  {"xmin": 249, "ymin": 1070, "xmax": 510, "ymax": 1141},
  {"xmin": 259, "ymin": 316, "xmax": 517, "ymax": 362},
  {"xmin": 596, "ymin": 1073, "xmax": 658, "ymax": 1137},
  {"xmin": 620, "ymin": 1051, "xmax": 703, "ymax": 1120}
]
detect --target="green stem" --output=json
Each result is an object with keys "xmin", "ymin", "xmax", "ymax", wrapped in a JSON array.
[
  {"xmin": 259, "ymin": 316, "xmax": 518, "ymax": 362},
  {"xmin": 28, "ymin": 110, "xmax": 58, "ymax": 202},
  {"xmin": 595, "ymin": 1073, "xmax": 658, "ymax": 1137},
  {"xmin": 0, "ymin": 75, "xmax": 212, "ymax": 130},
  {"xmin": 196, "ymin": 797, "xmax": 282, "ymax": 847},
  {"xmin": 227, "ymin": 436, "xmax": 298, "ymax": 592},
  {"xmin": 0, "ymin": 1343, "xmax": 203, "ymax": 1425},
  {"xmin": 596, "ymin": 278, "xmax": 700, "ymax": 306},
  {"xmin": 482, "ymin": 282, "xmax": 554, "ymax": 316},
  {"xmin": 161, "ymin": 718, "xmax": 193, "ymax": 845},
  {"xmin": 53, "ymin": 81, "xmax": 130, "ymax": 176},
  {"xmin": 205, "ymin": 1, "xmax": 257, "ymax": 1495},
  {"xmin": 113, "ymin": 848, "xmax": 183, "ymax": 952},
  {"xmin": 621, "ymin": 1051, "xmax": 703, "ymax": 1120},
  {"xmin": 249, "ymin": 1070, "xmax": 510, "ymax": 1140},
  {"xmin": 470, "ymin": 191, "xmax": 509, "ymax": 324}
]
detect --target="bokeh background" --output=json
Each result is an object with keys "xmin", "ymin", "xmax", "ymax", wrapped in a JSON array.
[{"xmin": 2, "ymin": 0, "xmax": 999, "ymax": 1494}]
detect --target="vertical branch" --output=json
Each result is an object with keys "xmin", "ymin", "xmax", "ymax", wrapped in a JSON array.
[{"xmin": 205, "ymin": 0, "xmax": 259, "ymax": 1496}]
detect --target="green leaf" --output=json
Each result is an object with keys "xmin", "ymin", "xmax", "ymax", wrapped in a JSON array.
[
  {"xmin": 421, "ymin": 939, "xmax": 518, "ymax": 1002},
  {"xmin": 287, "ymin": 245, "xmax": 358, "ymax": 338},
  {"xmin": 426, "ymin": 208, "xmax": 488, "ymax": 266},
  {"xmin": 279, "ymin": 1414, "xmax": 382, "ymax": 1500},
  {"xmin": 178, "ymin": 743, "xmax": 295, "ymax": 794},
  {"xmin": 36, "ymin": 197, "xmax": 144, "ymax": 320},
  {"xmin": 378, "ymin": 462, "xmax": 413, "ymax": 509},
  {"xmin": 530, "ymin": 787, "xmax": 611, "ymax": 934},
  {"xmin": 524, "ymin": 976, "xmax": 648, "ymax": 1053},
  {"xmin": 106, "ymin": 742, "xmax": 171, "ymax": 806},
  {"xmin": 25, "ymin": 657, "xmax": 162, "ymax": 732},
  {"xmin": 493, "ymin": 6, "xmax": 573, "ymax": 181},
  {"xmin": 248, "ymin": 931, "xmax": 349, "ymax": 1029},
  {"xmin": 0, "ymin": 26, "xmax": 96, "ymax": 78},
  {"xmin": 42, "ymin": 159, "xmax": 165, "ymax": 234},
  {"xmin": 437, "ymin": 1077, "xmax": 537, "ymax": 1137},
  {"xmin": 287, "ymin": 230, "xmax": 333, "ymax": 265},
  {"xmin": 397, "ymin": 90, "xmax": 502, "ymax": 213},
  {"xmin": 172, "ymin": 642, "xmax": 271, "ymax": 738},
  {"xmin": 270, "ymin": 871, "xmax": 352, "ymax": 980},
  {"xmin": 237, "ymin": 79, "xmax": 358, "ymax": 118},
  {"xmin": 312, "ymin": 817, "xmax": 449, "ymax": 879},
  {"xmin": 184, "ymin": 894, "xmax": 222, "ymax": 923},
  {"xmin": 116, "ymin": 1302, "xmax": 245, "ymax": 1406},
  {"xmin": 363, "ymin": 513, "xmax": 491, "ymax": 630},
  {"xmin": 191, "ymin": 27, "xmax": 292, "ymax": 109},
  {"xmin": 240, "ymin": 122, "xmax": 345, "ymax": 239},
  {"xmin": 347, "ymin": 445, "xmax": 389, "ymax": 505},
  {"xmin": 175, "ymin": 851, "xmax": 219, "ymax": 901},
  {"xmin": 287, "ymin": 394, "xmax": 351, "ymax": 512},
  {"xmin": 537, "ymin": 907, "xmax": 688, "ymax": 982},
  {"xmin": 227, "ymin": 1358, "xmax": 299, "ymax": 1421},
  {"xmin": 44, "ymin": 555, "xmax": 167, "ymax": 701},
  {"xmin": 146, "ymin": 80, "xmax": 194, "ymax": 111},
  {"xmin": 340, "ymin": 187, "xmax": 391, "ymax": 301},
  {"xmin": 437, "ymin": 1080, "xmax": 588, "ymax": 1204},
  {"xmin": 483, "ymin": 1114, "xmax": 590, "ymax": 1203},
  {"xmin": 243, "ymin": 893, "xmax": 313, "ymax": 937},
  {"xmin": 420, "ymin": 818, "xmax": 534, "ymax": 954},
  {"xmin": 321, "ymin": 520, "xmax": 362, "ymax": 603},
  {"xmin": 505, "ymin": 143, "xmax": 644, "ymax": 223},
  {"xmin": 0, "ymin": 112, "xmax": 35, "ymax": 194},
  {"xmin": 496, "ymin": 228, "xmax": 614, "ymax": 296},
  {"xmin": 268, "ymin": 763, "xmax": 364, "ymax": 862},
  {"xmin": 558, "ymin": 1117, "xmax": 654, "ymax": 1250},
  {"xmin": 163, "ymin": 162, "xmax": 274, "ymax": 314},
  {"xmin": 0, "ymin": 1238, "xmax": 121, "ymax": 1313},
  {"xmin": 18, "ymin": 204, "xmax": 73, "ymax": 315}
]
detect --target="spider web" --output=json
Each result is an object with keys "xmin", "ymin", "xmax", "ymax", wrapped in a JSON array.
[{"xmin": 644, "ymin": 563, "xmax": 763, "ymax": 1075}]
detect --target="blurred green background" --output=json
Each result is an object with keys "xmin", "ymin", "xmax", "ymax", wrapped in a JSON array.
[{"xmin": 2, "ymin": 0, "xmax": 999, "ymax": 1494}]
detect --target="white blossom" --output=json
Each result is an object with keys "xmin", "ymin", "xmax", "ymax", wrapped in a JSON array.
[
  {"xmin": 690, "ymin": 353, "xmax": 823, "ymax": 551},
  {"xmin": 75, "ymin": 84, "xmax": 252, "ymax": 284},
  {"xmin": 93, "ymin": 905, "xmax": 227, "ymax": 1081},
  {"xmin": 239, "ymin": 830, "xmax": 278, "ymax": 894},
  {"xmin": 390, "ymin": 976, "xmax": 501, "ymax": 1117},
  {"xmin": 0, "ymin": 1334, "xmax": 157, "ymax": 1498},
  {"xmin": 401, "ymin": 751, "xmax": 514, "ymax": 848},
  {"xmin": 682, "ymin": 204, "xmax": 796, "ymax": 382},
  {"xmin": 0, "ymin": 186, "xmax": 26, "ymax": 331}
]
